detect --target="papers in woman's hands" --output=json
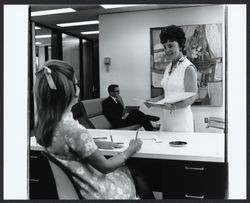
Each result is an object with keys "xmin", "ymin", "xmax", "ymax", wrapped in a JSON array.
[{"xmin": 146, "ymin": 92, "xmax": 196, "ymax": 105}]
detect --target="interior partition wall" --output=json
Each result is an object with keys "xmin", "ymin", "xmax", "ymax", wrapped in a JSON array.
[
  {"xmin": 51, "ymin": 30, "xmax": 62, "ymax": 60},
  {"xmin": 62, "ymin": 34, "xmax": 80, "ymax": 82},
  {"xmin": 82, "ymin": 39, "xmax": 94, "ymax": 99}
]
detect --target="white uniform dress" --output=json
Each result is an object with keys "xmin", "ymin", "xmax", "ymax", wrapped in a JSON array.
[{"xmin": 160, "ymin": 56, "xmax": 196, "ymax": 132}]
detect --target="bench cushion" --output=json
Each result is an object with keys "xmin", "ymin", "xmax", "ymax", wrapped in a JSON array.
[
  {"xmin": 81, "ymin": 98, "xmax": 105, "ymax": 118},
  {"xmin": 89, "ymin": 115, "xmax": 112, "ymax": 129}
]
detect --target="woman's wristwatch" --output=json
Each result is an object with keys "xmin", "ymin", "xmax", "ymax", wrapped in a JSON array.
[{"xmin": 170, "ymin": 103, "xmax": 176, "ymax": 114}]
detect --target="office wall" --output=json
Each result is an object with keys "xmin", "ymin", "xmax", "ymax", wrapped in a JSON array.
[{"xmin": 99, "ymin": 5, "xmax": 225, "ymax": 132}]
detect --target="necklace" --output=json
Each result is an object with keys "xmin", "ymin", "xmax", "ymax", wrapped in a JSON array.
[{"xmin": 168, "ymin": 56, "xmax": 185, "ymax": 75}]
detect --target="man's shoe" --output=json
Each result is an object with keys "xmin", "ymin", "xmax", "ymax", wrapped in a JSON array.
[{"xmin": 146, "ymin": 115, "xmax": 160, "ymax": 122}]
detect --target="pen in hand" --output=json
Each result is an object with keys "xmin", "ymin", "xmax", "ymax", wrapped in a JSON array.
[
  {"xmin": 135, "ymin": 131, "xmax": 138, "ymax": 140},
  {"xmin": 110, "ymin": 135, "xmax": 114, "ymax": 143}
]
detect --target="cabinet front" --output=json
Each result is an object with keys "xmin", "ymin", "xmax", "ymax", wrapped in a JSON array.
[
  {"xmin": 163, "ymin": 160, "xmax": 226, "ymax": 199},
  {"xmin": 184, "ymin": 164, "xmax": 206, "ymax": 199},
  {"xmin": 29, "ymin": 150, "xmax": 58, "ymax": 199}
]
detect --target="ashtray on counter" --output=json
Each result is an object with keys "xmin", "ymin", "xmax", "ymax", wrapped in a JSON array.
[{"xmin": 169, "ymin": 141, "xmax": 187, "ymax": 147}]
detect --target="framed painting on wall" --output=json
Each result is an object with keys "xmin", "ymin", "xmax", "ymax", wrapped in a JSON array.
[{"xmin": 150, "ymin": 24, "xmax": 223, "ymax": 106}]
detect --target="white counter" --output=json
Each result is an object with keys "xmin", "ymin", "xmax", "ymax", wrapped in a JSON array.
[
  {"xmin": 88, "ymin": 129, "xmax": 225, "ymax": 163},
  {"xmin": 31, "ymin": 129, "xmax": 225, "ymax": 163}
]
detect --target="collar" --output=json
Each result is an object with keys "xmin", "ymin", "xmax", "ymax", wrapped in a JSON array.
[
  {"xmin": 176, "ymin": 56, "xmax": 186, "ymax": 65},
  {"xmin": 110, "ymin": 96, "xmax": 117, "ymax": 102},
  {"xmin": 169, "ymin": 56, "xmax": 186, "ymax": 75},
  {"xmin": 171, "ymin": 56, "xmax": 186, "ymax": 67},
  {"xmin": 177, "ymin": 56, "xmax": 186, "ymax": 64}
]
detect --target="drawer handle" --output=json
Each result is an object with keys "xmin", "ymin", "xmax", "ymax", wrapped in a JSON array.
[
  {"xmin": 185, "ymin": 194, "xmax": 204, "ymax": 199},
  {"xmin": 30, "ymin": 155, "xmax": 39, "ymax": 158},
  {"xmin": 30, "ymin": 179, "xmax": 39, "ymax": 182},
  {"xmin": 185, "ymin": 166, "xmax": 204, "ymax": 171}
]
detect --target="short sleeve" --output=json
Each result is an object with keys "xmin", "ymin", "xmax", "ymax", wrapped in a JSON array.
[{"xmin": 64, "ymin": 118, "xmax": 98, "ymax": 159}]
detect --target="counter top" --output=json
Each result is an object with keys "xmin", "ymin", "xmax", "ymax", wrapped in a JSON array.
[
  {"xmin": 31, "ymin": 129, "xmax": 225, "ymax": 163},
  {"xmin": 88, "ymin": 129, "xmax": 225, "ymax": 163}
]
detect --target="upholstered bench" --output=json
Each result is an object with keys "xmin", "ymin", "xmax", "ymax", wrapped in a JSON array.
[{"xmin": 72, "ymin": 98, "xmax": 141, "ymax": 130}]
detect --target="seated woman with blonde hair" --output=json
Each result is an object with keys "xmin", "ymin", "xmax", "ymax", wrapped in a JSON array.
[{"xmin": 33, "ymin": 60, "xmax": 153, "ymax": 199}]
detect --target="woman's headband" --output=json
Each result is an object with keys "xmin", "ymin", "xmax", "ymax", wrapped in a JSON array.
[{"xmin": 36, "ymin": 66, "xmax": 57, "ymax": 90}]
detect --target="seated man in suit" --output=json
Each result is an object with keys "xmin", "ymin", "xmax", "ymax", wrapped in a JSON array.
[{"xmin": 102, "ymin": 84, "xmax": 159, "ymax": 131}]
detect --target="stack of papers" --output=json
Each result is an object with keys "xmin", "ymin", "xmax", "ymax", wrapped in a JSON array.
[{"xmin": 147, "ymin": 92, "xmax": 196, "ymax": 104}]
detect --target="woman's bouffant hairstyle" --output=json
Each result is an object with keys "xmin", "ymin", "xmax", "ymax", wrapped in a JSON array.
[
  {"xmin": 33, "ymin": 60, "xmax": 76, "ymax": 147},
  {"xmin": 159, "ymin": 25, "xmax": 186, "ymax": 52}
]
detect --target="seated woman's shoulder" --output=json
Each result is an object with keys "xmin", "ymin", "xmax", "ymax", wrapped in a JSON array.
[{"xmin": 59, "ymin": 114, "xmax": 88, "ymax": 135}]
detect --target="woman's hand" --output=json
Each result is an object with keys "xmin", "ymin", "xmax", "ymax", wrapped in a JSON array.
[
  {"xmin": 144, "ymin": 95, "xmax": 164, "ymax": 108},
  {"xmin": 163, "ymin": 103, "xmax": 176, "ymax": 110},
  {"xmin": 144, "ymin": 101, "xmax": 154, "ymax": 108},
  {"xmin": 86, "ymin": 139, "xmax": 142, "ymax": 174},
  {"xmin": 86, "ymin": 139, "xmax": 141, "ymax": 174},
  {"xmin": 128, "ymin": 139, "xmax": 143, "ymax": 153},
  {"xmin": 95, "ymin": 141, "xmax": 123, "ymax": 149}
]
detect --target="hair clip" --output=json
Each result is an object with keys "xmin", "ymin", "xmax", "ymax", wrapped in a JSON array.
[
  {"xmin": 43, "ymin": 66, "xmax": 57, "ymax": 90},
  {"xmin": 36, "ymin": 66, "xmax": 57, "ymax": 90}
]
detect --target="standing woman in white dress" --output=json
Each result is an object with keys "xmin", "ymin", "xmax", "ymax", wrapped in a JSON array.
[{"xmin": 145, "ymin": 25, "xmax": 197, "ymax": 132}]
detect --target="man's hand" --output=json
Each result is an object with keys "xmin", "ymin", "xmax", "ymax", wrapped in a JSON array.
[{"xmin": 122, "ymin": 113, "xmax": 129, "ymax": 119}]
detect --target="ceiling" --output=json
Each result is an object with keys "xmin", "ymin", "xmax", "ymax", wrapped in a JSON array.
[{"xmin": 30, "ymin": 4, "xmax": 211, "ymax": 44}]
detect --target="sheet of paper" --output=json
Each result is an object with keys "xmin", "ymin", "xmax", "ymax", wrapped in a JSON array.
[
  {"xmin": 147, "ymin": 92, "xmax": 196, "ymax": 104},
  {"xmin": 139, "ymin": 134, "xmax": 163, "ymax": 143}
]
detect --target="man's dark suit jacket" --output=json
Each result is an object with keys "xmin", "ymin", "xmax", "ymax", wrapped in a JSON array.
[
  {"xmin": 103, "ymin": 96, "xmax": 155, "ymax": 131},
  {"xmin": 102, "ymin": 96, "xmax": 124, "ymax": 127}
]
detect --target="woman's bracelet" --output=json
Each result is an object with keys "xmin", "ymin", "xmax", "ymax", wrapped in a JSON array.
[{"xmin": 170, "ymin": 103, "xmax": 176, "ymax": 114}]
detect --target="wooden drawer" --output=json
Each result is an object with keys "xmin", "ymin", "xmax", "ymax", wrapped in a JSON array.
[
  {"xmin": 163, "ymin": 160, "xmax": 226, "ymax": 199},
  {"xmin": 183, "ymin": 163, "xmax": 206, "ymax": 199}
]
